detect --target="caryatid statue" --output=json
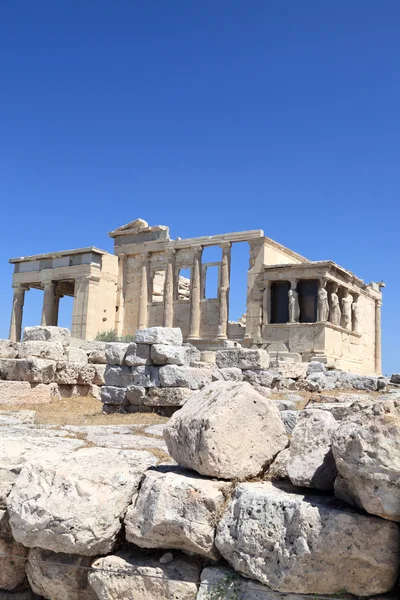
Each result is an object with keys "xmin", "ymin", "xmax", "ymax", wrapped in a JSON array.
[
  {"xmin": 341, "ymin": 289, "xmax": 353, "ymax": 330},
  {"xmin": 352, "ymin": 294, "xmax": 361, "ymax": 333},
  {"xmin": 329, "ymin": 284, "xmax": 341, "ymax": 326},
  {"xmin": 288, "ymin": 281, "xmax": 300, "ymax": 323},
  {"xmin": 317, "ymin": 280, "xmax": 329, "ymax": 322}
]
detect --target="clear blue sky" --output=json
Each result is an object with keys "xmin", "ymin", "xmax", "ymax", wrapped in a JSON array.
[{"xmin": 1, "ymin": 1, "xmax": 399, "ymax": 374}]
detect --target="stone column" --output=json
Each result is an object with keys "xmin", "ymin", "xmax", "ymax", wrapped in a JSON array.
[
  {"xmin": 138, "ymin": 253, "xmax": 150, "ymax": 330},
  {"xmin": 115, "ymin": 253, "xmax": 126, "ymax": 335},
  {"xmin": 262, "ymin": 281, "xmax": 271, "ymax": 326},
  {"xmin": 41, "ymin": 281, "xmax": 55, "ymax": 326},
  {"xmin": 216, "ymin": 242, "xmax": 231, "ymax": 339},
  {"xmin": 52, "ymin": 289, "xmax": 63, "ymax": 326},
  {"xmin": 375, "ymin": 299, "xmax": 382, "ymax": 373},
  {"xmin": 9, "ymin": 284, "xmax": 28, "ymax": 342},
  {"xmin": 163, "ymin": 249, "xmax": 175, "ymax": 327},
  {"xmin": 188, "ymin": 245, "xmax": 202, "ymax": 340}
]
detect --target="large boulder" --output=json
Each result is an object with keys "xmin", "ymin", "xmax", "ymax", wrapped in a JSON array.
[
  {"xmin": 287, "ymin": 409, "xmax": 338, "ymax": 490},
  {"xmin": 216, "ymin": 481, "xmax": 400, "ymax": 596},
  {"xmin": 163, "ymin": 381, "xmax": 287, "ymax": 479},
  {"xmin": 88, "ymin": 552, "xmax": 200, "ymax": 599},
  {"xmin": 0, "ymin": 509, "xmax": 27, "ymax": 590},
  {"xmin": 27, "ymin": 547, "xmax": 97, "ymax": 600},
  {"xmin": 23, "ymin": 326, "xmax": 71, "ymax": 346},
  {"xmin": 332, "ymin": 405, "xmax": 400, "ymax": 521},
  {"xmin": 7, "ymin": 447, "xmax": 156, "ymax": 555},
  {"xmin": 135, "ymin": 327, "xmax": 183, "ymax": 346},
  {"xmin": 125, "ymin": 466, "xmax": 229, "ymax": 559}
]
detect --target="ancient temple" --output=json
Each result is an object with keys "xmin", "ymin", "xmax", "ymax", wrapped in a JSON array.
[{"xmin": 8, "ymin": 218, "xmax": 383, "ymax": 374}]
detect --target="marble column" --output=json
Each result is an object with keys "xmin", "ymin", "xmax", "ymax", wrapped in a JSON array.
[
  {"xmin": 375, "ymin": 299, "xmax": 382, "ymax": 373},
  {"xmin": 138, "ymin": 253, "xmax": 150, "ymax": 330},
  {"xmin": 52, "ymin": 289, "xmax": 63, "ymax": 326},
  {"xmin": 163, "ymin": 249, "xmax": 175, "ymax": 327},
  {"xmin": 216, "ymin": 242, "xmax": 231, "ymax": 339},
  {"xmin": 288, "ymin": 279, "xmax": 300, "ymax": 323},
  {"xmin": 41, "ymin": 281, "xmax": 55, "ymax": 326},
  {"xmin": 188, "ymin": 245, "xmax": 202, "ymax": 340},
  {"xmin": 115, "ymin": 253, "xmax": 126, "ymax": 335},
  {"xmin": 9, "ymin": 284, "xmax": 28, "ymax": 342}
]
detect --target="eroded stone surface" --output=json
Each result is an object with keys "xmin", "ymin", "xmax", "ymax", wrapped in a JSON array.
[
  {"xmin": 135, "ymin": 327, "xmax": 183, "ymax": 346},
  {"xmin": 23, "ymin": 326, "xmax": 71, "ymax": 346},
  {"xmin": 0, "ymin": 509, "xmax": 27, "ymax": 590}
]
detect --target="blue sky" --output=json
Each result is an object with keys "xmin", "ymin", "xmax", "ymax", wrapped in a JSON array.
[{"xmin": 1, "ymin": 1, "xmax": 399, "ymax": 373}]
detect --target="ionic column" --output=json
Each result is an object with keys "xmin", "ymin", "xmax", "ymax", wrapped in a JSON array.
[
  {"xmin": 163, "ymin": 249, "xmax": 175, "ymax": 327},
  {"xmin": 138, "ymin": 253, "xmax": 150, "ymax": 330},
  {"xmin": 9, "ymin": 284, "xmax": 28, "ymax": 342},
  {"xmin": 216, "ymin": 242, "xmax": 231, "ymax": 339},
  {"xmin": 375, "ymin": 299, "xmax": 382, "ymax": 373},
  {"xmin": 188, "ymin": 245, "xmax": 202, "ymax": 340},
  {"xmin": 41, "ymin": 281, "xmax": 55, "ymax": 326}
]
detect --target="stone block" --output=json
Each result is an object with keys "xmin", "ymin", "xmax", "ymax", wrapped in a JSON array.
[
  {"xmin": 216, "ymin": 481, "xmax": 400, "ymax": 596},
  {"xmin": 125, "ymin": 466, "xmax": 230, "ymax": 559},
  {"xmin": 199, "ymin": 351, "xmax": 216, "ymax": 364},
  {"xmin": 134, "ymin": 326, "xmax": 183, "ymax": 346},
  {"xmin": 58, "ymin": 384, "xmax": 92, "ymax": 399},
  {"xmin": 104, "ymin": 365, "xmax": 134, "ymax": 387},
  {"xmin": 307, "ymin": 360, "xmax": 326, "ymax": 375},
  {"xmin": 0, "ymin": 340, "xmax": 20, "ymax": 359},
  {"xmin": 125, "ymin": 385, "xmax": 146, "ymax": 405},
  {"xmin": 77, "ymin": 364, "xmax": 96, "ymax": 385},
  {"xmin": 92, "ymin": 364, "xmax": 106, "ymax": 386},
  {"xmin": 88, "ymin": 349, "xmax": 107, "ymax": 364},
  {"xmin": 0, "ymin": 509, "xmax": 27, "ymax": 590},
  {"xmin": 215, "ymin": 348, "xmax": 269, "ymax": 370},
  {"xmin": 390, "ymin": 373, "xmax": 400, "ymax": 384},
  {"xmin": 242, "ymin": 369, "xmax": 274, "ymax": 387},
  {"xmin": 65, "ymin": 347, "xmax": 88, "ymax": 363},
  {"xmin": 159, "ymin": 365, "xmax": 213, "ymax": 390},
  {"xmin": 0, "ymin": 381, "xmax": 60, "ymax": 405},
  {"xmin": 151, "ymin": 344, "xmax": 190, "ymax": 366},
  {"xmin": 219, "ymin": 367, "xmax": 243, "ymax": 381},
  {"xmin": 105, "ymin": 342, "xmax": 129, "ymax": 366},
  {"xmin": 132, "ymin": 365, "xmax": 160, "ymax": 388},
  {"xmin": 55, "ymin": 362, "xmax": 79, "ymax": 385},
  {"xmin": 145, "ymin": 387, "xmax": 193, "ymax": 406},
  {"xmin": 0, "ymin": 358, "xmax": 56, "ymax": 384},
  {"xmin": 100, "ymin": 386, "xmax": 127, "ymax": 405},
  {"xmin": 124, "ymin": 342, "xmax": 150, "ymax": 366},
  {"xmin": 23, "ymin": 326, "xmax": 71, "ymax": 346}
]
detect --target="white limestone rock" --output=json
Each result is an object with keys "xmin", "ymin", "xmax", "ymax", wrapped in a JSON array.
[
  {"xmin": 23, "ymin": 326, "xmax": 71, "ymax": 346},
  {"xmin": 144, "ymin": 387, "xmax": 193, "ymax": 406},
  {"xmin": 216, "ymin": 348, "xmax": 269, "ymax": 370},
  {"xmin": 104, "ymin": 365, "xmax": 134, "ymax": 387},
  {"xmin": 135, "ymin": 327, "xmax": 183, "ymax": 346},
  {"xmin": 332, "ymin": 407, "xmax": 400, "ymax": 521},
  {"xmin": 159, "ymin": 365, "xmax": 213, "ymax": 390},
  {"xmin": 7, "ymin": 447, "xmax": 157, "ymax": 555},
  {"xmin": 216, "ymin": 481, "xmax": 400, "ymax": 596},
  {"xmin": 0, "ymin": 339, "xmax": 20, "ymax": 359},
  {"xmin": 66, "ymin": 347, "xmax": 88, "ymax": 363},
  {"xmin": 55, "ymin": 361, "xmax": 80, "ymax": 384},
  {"xmin": 77, "ymin": 363, "xmax": 96, "ymax": 385},
  {"xmin": 27, "ymin": 547, "xmax": 97, "ymax": 600},
  {"xmin": 100, "ymin": 386, "xmax": 127, "ymax": 405},
  {"xmin": 105, "ymin": 342, "xmax": 129, "ymax": 366},
  {"xmin": 0, "ymin": 381, "xmax": 60, "ymax": 405},
  {"xmin": 0, "ymin": 410, "xmax": 36, "ymax": 425},
  {"xmin": 267, "ymin": 447, "xmax": 290, "ymax": 481},
  {"xmin": 92, "ymin": 364, "xmax": 106, "ymax": 385},
  {"xmin": 88, "ymin": 349, "xmax": 107, "ymax": 364},
  {"xmin": 287, "ymin": 409, "xmax": 338, "ymax": 490},
  {"xmin": 164, "ymin": 381, "xmax": 287, "ymax": 479},
  {"xmin": 0, "ymin": 358, "xmax": 56, "ymax": 383},
  {"xmin": 125, "ymin": 466, "xmax": 229, "ymax": 559},
  {"xmin": 242, "ymin": 369, "xmax": 274, "ymax": 387},
  {"xmin": 151, "ymin": 344, "xmax": 190, "ymax": 366},
  {"xmin": 124, "ymin": 342, "xmax": 151, "ymax": 366},
  {"xmin": 20, "ymin": 340, "xmax": 66, "ymax": 361},
  {"xmin": 132, "ymin": 365, "xmax": 160, "ymax": 388},
  {"xmin": 219, "ymin": 367, "xmax": 243, "ymax": 381},
  {"xmin": 125, "ymin": 385, "xmax": 147, "ymax": 405},
  {"xmin": 88, "ymin": 552, "xmax": 200, "ymax": 600},
  {"xmin": 306, "ymin": 360, "xmax": 326, "ymax": 375},
  {"xmin": 0, "ymin": 509, "xmax": 27, "ymax": 590}
]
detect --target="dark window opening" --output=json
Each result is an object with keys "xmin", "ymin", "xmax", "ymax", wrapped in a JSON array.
[
  {"xmin": 271, "ymin": 281, "xmax": 290, "ymax": 324},
  {"xmin": 298, "ymin": 279, "xmax": 318, "ymax": 323}
]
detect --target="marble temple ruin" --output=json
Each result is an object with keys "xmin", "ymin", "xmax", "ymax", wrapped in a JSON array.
[{"xmin": 8, "ymin": 218, "xmax": 384, "ymax": 374}]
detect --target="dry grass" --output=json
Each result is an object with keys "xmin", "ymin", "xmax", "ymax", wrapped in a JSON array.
[{"xmin": 0, "ymin": 396, "xmax": 168, "ymax": 427}]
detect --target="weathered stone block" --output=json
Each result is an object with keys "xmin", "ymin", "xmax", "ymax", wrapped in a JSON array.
[
  {"xmin": 88, "ymin": 349, "xmax": 107, "ymax": 364},
  {"xmin": 132, "ymin": 365, "xmax": 160, "ymax": 388},
  {"xmin": 0, "ymin": 381, "xmax": 60, "ymax": 405},
  {"xmin": 200, "ymin": 350, "xmax": 216, "ymax": 364},
  {"xmin": 145, "ymin": 387, "xmax": 193, "ymax": 406},
  {"xmin": 134, "ymin": 326, "xmax": 183, "ymax": 346},
  {"xmin": 65, "ymin": 347, "xmax": 88, "ymax": 363},
  {"xmin": 164, "ymin": 381, "xmax": 287, "ymax": 479},
  {"xmin": 92, "ymin": 364, "xmax": 106, "ymax": 386},
  {"xmin": 0, "ymin": 509, "xmax": 27, "ymax": 590},
  {"xmin": 307, "ymin": 360, "xmax": 326, "ymax": 375},
  {"xmin": 151, "ymin": 344, "xmax": 190, "ymax": 366},
  {"xmin": 242, "ymin": 369, "xmax": 274, "ymax": 387},
  {"xmin": 100, "ymin": 386, "xmax": 127, "ymax": 405},
  {"xmin": 23, "ymin": 326, "xmax": 71, "ymax": 346},
  {"xmin": 77, "ymin": 364, "xmax": 96, "ymax": 385},
  {"xmin": 216, "ymin": 348, "xmax": 269, "ymax": 370},
  {"xmin": 55, "ymin": 361, "xmax": 80, "ymax": 384},
  {"xmin": 216, "ymin": 481, "xmax": 400, "ymax": 596},
  {"xmin": 125, "ymin": 466, "xmax": 230, "ymax": 558},
  {"xmin": 0, "ymin": 339, "xmax": 20, "ymax": 359},
  {"xmin": 219, "ymin": 367, "xmax": 243, "ymax": 381},
  {"xmin": 0, "ymin": 358, "xmax": 56, "ymax": 384},
  {"xmin": 124, "ymin": 342, "xmax": 150, "ymax": 366},
  {"xmin": 159, "ymin": 365, "xmax": 212, "ymax": 390},
  {"xmin": 125, "ymin": 385, "xmax": 146, "ymax": 405},
  {"xmin": 390, "ymin": 373, "xmax": 400, "ymax": 384},
  {"xmin": 105, "ymin": 342, "xmax": 129, "ymax": 366},
  {"xmin": 58, "ymin": 384, "xmax": 92, "ymax": 399},
  {"xmin": 104, "ymin": 365, "xmax": 134, "ymax": 387}
]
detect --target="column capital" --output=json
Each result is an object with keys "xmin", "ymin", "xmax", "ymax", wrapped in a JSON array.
[
  {"xmin": 12, "ymin": 283, "xmax": 29, "ymax": 292},
  {"xmin": 193, "ymin": 244, "xmax": 203, "ymax": 255},
  {"xmin": 219, "ymin": 241, "xmax": 232, "ymax": 250},
  {"xmin": 42, "ymin": 280, "xmax": 54, "ymax": 290},
  {"xmin": 165, "ymin": 247, "xmax": 176, "ymax": 258}
]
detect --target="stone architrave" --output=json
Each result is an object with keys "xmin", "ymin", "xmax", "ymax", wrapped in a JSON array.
[
  {"xmin": 341, "ymin": 289, "xmax": 353, "ymax": 330},
  {"xmin": 317, "ymin": 280, "xmax": 329, "ymax": 322},
  {"xmin": 288, "ymin": 281, "xmax": 300, "ymax": 323},
  {"xmin": 329, "ymin": 284, "xmax": 341, "ymax": 326},
  {"xmin": 352, "ymin": 294, "xmax": 361, "ymax": 333}
]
